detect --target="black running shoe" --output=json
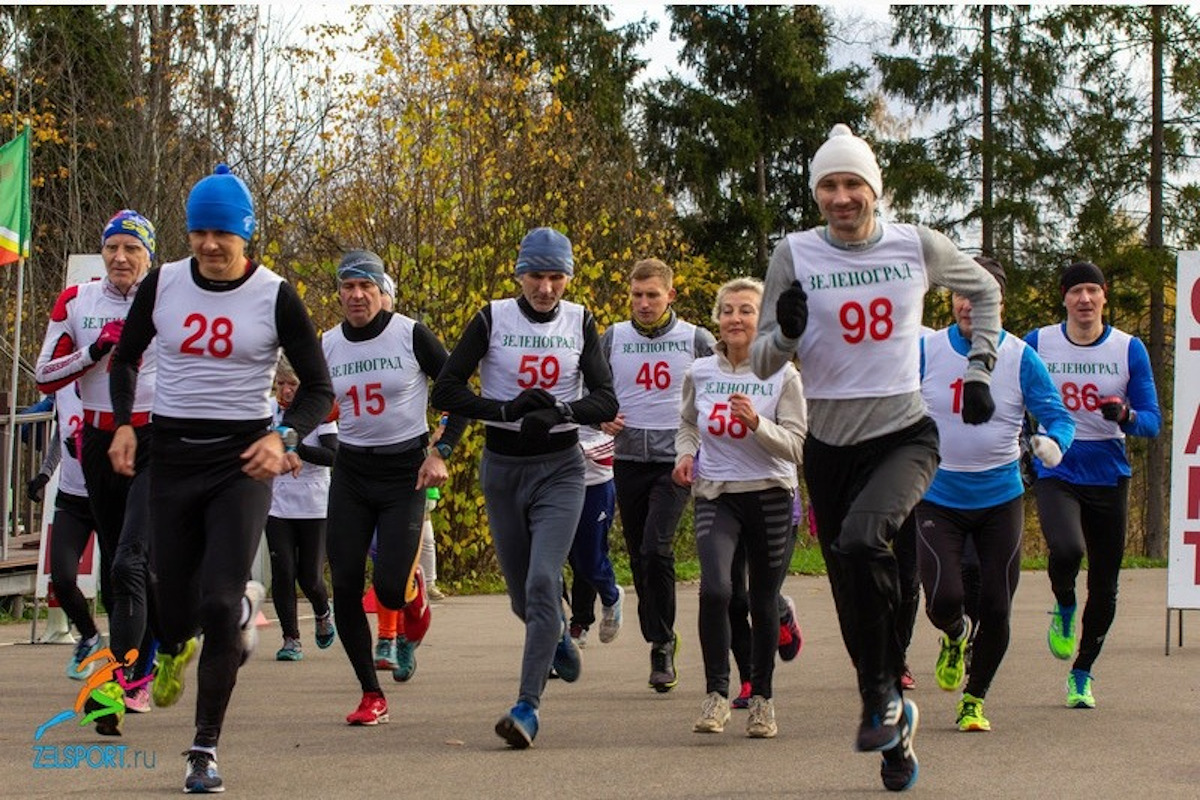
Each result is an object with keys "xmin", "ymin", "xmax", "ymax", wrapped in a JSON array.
[{"xmin": 184, "ymin": 750, "xmax": 224, "ymax": 794}]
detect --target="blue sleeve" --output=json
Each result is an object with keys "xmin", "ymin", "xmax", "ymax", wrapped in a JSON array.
[
  {"xmin": 1023, "ymin": 328, "xmax": 1040, "ymax": 350},
  {"xmin": 1123, "ymin": 336, "xmax": 1160, "ymax": 438},
  {"xmin": 1019, "ymin": 346, "xmax": 1074, "ymax": 452}
]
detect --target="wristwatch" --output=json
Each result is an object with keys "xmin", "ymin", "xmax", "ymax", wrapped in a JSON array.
[
  {"xmin": 274, "ymin": 425, "xmax": 299, "ymax": 452},
  {"xmin": 434, "ymin": 442, "xmax": 452, "ymax": 460}
]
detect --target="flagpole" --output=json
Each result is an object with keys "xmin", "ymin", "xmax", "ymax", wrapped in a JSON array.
[{"xmin": 2, "ymin": 254, "xmax": 24, "ymax": 562}]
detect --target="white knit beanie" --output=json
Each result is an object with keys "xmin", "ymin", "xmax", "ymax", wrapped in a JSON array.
[{"xmin": 809, "ymin": 124, "xmax": 883, "ymax": 199}]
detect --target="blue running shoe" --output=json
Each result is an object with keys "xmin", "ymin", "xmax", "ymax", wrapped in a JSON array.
[
  {"xmin": 880, "ymin": 698, "xmax": 919, "ymax": 791},
  {"xmin": 67, "ymin": 634, "xmax": 103, "ymax": 681},
  {"xmin": 393, "ymin": 636, "xmax": 417, "ymax": 682},
  {"xmin": 495, "ymin": 701, "xmax": 539, "ymax": 749},
  {"xmin": 315, "ymin": 604, "xmax": 336, "ymax": 649},
  {"xmin": 552, "ymin": 628, "xmax": 582, "ymax": 683},
  {"xmin": 184, "ymin": 750, "xmax": 223, "ymax": 794},
  {"xmin": 856, "ymin": 692, "xmax": 903, "ymax": 752}
]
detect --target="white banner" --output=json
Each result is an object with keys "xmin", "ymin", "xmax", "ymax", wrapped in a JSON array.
[{"xmin": 1168, "ymin": 251, "xmax": 1200, "ymax": 609}]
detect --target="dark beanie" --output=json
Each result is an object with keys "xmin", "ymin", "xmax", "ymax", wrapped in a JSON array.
[
  {"xmin": 1060, "ymin": 261, "xmax": 1105, "ymax": 294},
  {"xmin": 974, "ymin": 255, "xmax": 1006, "ymax": 297},
  {"xmin": 336, "ymin": 250, "xmax": 390, "ymax": 293},
  {"xmin": 515, "ymin": 227, "xmax": 574, "ymax": 276}
]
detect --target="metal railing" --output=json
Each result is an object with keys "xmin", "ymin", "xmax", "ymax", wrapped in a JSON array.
[{"xmin": 1, "ymin": 408, "xmax": 53, "ymax": 565}]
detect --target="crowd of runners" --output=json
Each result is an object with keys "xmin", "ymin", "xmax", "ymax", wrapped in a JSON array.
[{"xmin": 27, "ymin": 124, "xmax": 1159, "ymax": 793}]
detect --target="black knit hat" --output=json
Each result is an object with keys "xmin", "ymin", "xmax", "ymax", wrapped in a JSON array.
[{"xmin": 1060, "ymin": 261, "xmax": 1105, "ymax": 295}]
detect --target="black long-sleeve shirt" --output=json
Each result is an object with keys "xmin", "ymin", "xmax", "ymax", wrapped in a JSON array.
[
  {"xmin": 110, "ymin": 260, "xmax": 333, "ymax": 439},
  {"xmin": 432, "ymin": 296, "xmax": 617, "ymax": 456}
]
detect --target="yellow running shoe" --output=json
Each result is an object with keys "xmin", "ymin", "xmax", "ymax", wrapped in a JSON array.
[
  {"xmin": 956, "ymin": 692, "xmax": 991, "ymax": 731},
  {"xmin": 152, "ymin": 637, "xmax": 197, "ymax": 708}
]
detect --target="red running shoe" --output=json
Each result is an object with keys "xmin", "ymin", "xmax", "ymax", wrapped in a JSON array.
[
  {"xmin": 778, "ymin": 595, "xmax": 803, "ymax": 661},
  {"xmin": 731, "ymin": 681, "xmax": 753, "ymax": 710},
  {"xmin": 900, "ymin": 666, "xmax": 916, "ymax": 691},
  {"xmin": 403, "ymin": 568, "xmax": 431, "ymax": 644},
  {"xmin": 346, "ymin": 691, "xmax": 389, "ymax": 726}
]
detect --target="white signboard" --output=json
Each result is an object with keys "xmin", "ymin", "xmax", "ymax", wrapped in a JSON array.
[
  {"xmin": 1168, "ymin": 251, "xmax": 1200, "ymax": 609},
  {"xmin": 66, "ymin": 253, "xmax": 105, "ymax": 286}
]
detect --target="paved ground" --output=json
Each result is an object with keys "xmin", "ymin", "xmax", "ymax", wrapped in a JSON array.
[{"xmin": 1, "ymin": 568, "xmax": 1197, "ymax": 798}]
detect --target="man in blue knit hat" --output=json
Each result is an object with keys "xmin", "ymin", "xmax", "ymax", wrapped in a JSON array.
[
  {"xmin": 35, "ymin": 209, "xmax": 162, "ymax": 734},
  {"xmin": 109, "ymin": 163, "xmax": 333, "ymax": 793},
  {"xmin": 433, "ymin": 227, "xmax": 618, "ymax": 749}
]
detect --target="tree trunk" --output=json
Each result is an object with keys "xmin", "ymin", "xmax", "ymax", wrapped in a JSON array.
[{"xmin": 1145, "ymin": 5, "xmax": 1166, "ymax": 558}]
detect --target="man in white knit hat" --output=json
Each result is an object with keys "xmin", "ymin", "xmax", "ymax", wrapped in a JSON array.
[{"xmin": 752, "ymin": 124, "xmax": 1002, "ymax": 792}]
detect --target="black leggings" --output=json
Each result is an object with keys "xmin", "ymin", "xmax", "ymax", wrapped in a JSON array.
[
  {"xmin": 150, "ymin": 432, "xmax": 273, "ymax": 749},
  {"xmin": 49, "ymin": 492, "xmax": 102, "ymax": 641},
  {"xmin": 1034, "ymin": 477, "xmax": 1128, "ymax": 673},
  {"xmin": 614, "ymin": 460, "xmax": 689, "ymax": 645},
  {"xmin": 695, "ymin": 487, "xmax": 795, "ymax": 699},
  {"xmin": 326, "ymin": 447, "xmax": 425, "ymax": 695},
  {"xmin": 265, "ymin": 516, "xmax": 330, "ymax": 639},
  {"xmin": 916, "ymin": 497, "xmax": 1023, "ymax": 698},
  {"xmin": 804, "ymin": 418, "xmax": 940, "ymax": 709},
  {"xmin": 81, "ymin": 424, "xmax": 157, "ymax": 681}
]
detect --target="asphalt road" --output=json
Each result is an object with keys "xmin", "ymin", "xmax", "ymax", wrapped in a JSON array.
[{"xmin": 1, "ymin": 568, "xmax": 1197, "ymax": 798}]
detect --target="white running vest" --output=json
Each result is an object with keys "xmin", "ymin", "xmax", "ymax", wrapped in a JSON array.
[
  {"xmin": 922, "ymin": 330, "xmax": 1025, "ymax": 472},
  {"xmin": 322, "ymin": 314, "xmax": 429, "ymax": 447},
  {"xmin": 1034, "ymin": 325, "xmax": 1131, "ymax": 442},
  {"xmin": 609, "ymin": 320, "xmax": 699, "ymax": 430},
  {"xmin": 56, "ymin": 279, "xmax": 157, "ymax": 414},
  {"xmin": 480, "ymin": 298, "xmax": 583, "ymax": 433},
  {"xmin": 54, "ymin": 386, "xmax": 87, "ymax": 497},
  {"xmin": 151, "ymin": 258, "xmax": 284, "ymax": 420},
  {"xmin": 269, "ymin": 399, "xmax": 335, "ymax": 519},
  {"xmin": 787, "ymin": 225, "xmax": 929, "ymax": 399},
  {"xmin": 690, "ymin": 356, "xmax": 794, "ymax": 483}
]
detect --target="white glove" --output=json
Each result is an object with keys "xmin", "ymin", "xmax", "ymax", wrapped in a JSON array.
[{"xmin": 1030, "ymin": 434, "xmax": 1063, "ymax": 468}]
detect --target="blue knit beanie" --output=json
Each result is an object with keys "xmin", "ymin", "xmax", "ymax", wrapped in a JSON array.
[
  {"xmin": 101, "ymin": 209, "xmax": 156, "ymax": 260},
  {"xmin": 186, "ymin": 164, "xmax": 256, "ymax": 240},
  {"xmin": 515, "ymin": 227, "xmax": 574, "ymax": 277},
  {"xmin": 336, "ymin": 250, "xmax": 390, "ymax": 293}
]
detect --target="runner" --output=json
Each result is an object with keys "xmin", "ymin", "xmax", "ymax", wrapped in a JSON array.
[
  {"xmin": 600, "ymin": 258, "xmax": 715, "ymax": 692},
  {"xmin": 752, "ymin": 125, "xmax": 1001, "ymax": 791},
  {"xmin": 35, "ymin": 210, "xmax": 160, "ymax": 732},
  {"xmin": 267, "ymin": 356, "xmax": 338, "ymax": 662},
  {"xmin": 29, "ymin": 387, "xmax": 107, "ymax": 683},
  {"xmin": 1025, "ymin": 261, "xmax": 1160, "ymax": 709},
  {"xmin": 108, "ymin": 164, "xmax": 333, "ymax": 793},
  {"xmin": 674, "ymin": 277, "xmax": 806, "ymax": 739},
  {"xmin": 321, "ymin": 249, "xmax": 464, "ymax": 725},
  {"xmin": 431, "ymin": 227, "xmax": 617, "ymax": 748},
  {"xmin": 917, "ymin": 256, "xmax": 1074, "ymax": 731}
]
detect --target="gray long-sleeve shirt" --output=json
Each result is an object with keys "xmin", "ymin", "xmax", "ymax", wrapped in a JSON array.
[{"xmin": 751, "ymin": 222, "xmax": 1000, "ymax": 446}]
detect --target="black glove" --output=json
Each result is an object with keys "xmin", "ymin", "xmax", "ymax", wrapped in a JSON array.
[
  {"xmin": 27, "ymin": 473, "xmax": 49, "ymax": 502},
  {"xmin": 519, "ymin": 407, "xmax": 564, "ymax": 445},
  {"xmin": 961, "ymin": 380, "xmax": 995, "ymax": 425},
  {"xmin": 1098, "ymin": 395, "xmax": 1131, "ymax": 424},
  {"xmin": 776, "ymin": 280, "xmax": 809, "ymax": 340},
  {"xmin": 502, "ymin": 388, "xmax": 556, "ymax": 422}
]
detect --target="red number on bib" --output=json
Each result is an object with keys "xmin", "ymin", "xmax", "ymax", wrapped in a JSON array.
[
  {"xmin": 517, "ymin": 354, "xmax": 560, "ymax": 389},
  {"xmin": 635, "ymin": 361, "xmax": 671, "ymax": 390},
  {"xmin": 1061, "ymin": 381, "xmax": 1100, "ymax": 412},
  {"xmin": 68, "ymin": 414, "xmax": 83, "ymax": 436},
  {"xmin": 839, "ymin": 298, "xmax": 894, "ymax": 344},
  {"xmin": 707, "ymin": 403, "xmax": 748, "ymax": 439},
  {"xmin": 949, "ymin": 377, "xmax": 963, "ymax": 414},
  {"xmin": 346, "ymin": 383, "xmax": 385, "ymax": 416},
  {"xmin": 180, "ymin": 313, "xmax": 235, "ymax": 359}
]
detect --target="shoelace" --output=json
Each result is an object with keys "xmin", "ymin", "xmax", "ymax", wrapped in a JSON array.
[{"xmin": 960, "ymin": 700, "xmax": 980, "ymax": 720}]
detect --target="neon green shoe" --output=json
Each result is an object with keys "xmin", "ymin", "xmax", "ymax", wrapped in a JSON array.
[
  {"xmin": 82, "ymin": 680, "xmax": 126, "ymax": 736},
  {"xmin": 1066, "ymin": 669, "xmax": 1095, "ymax": 708},
  {"xmin": 935, "ymin": 618, "xmax": 972, "ymax": 691},
  {"xmin": 1047, "ymin": 603, "xmax": 1077, "ymax": 660},
  {"xmin": 956, "ymin": 692, "xmax": 991, "ymax": 731},
  {"xmin": 152, "ymin": 637, "xmax": 198, "ymax": 708}
]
